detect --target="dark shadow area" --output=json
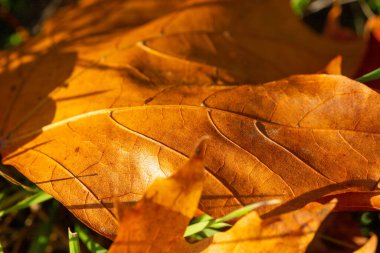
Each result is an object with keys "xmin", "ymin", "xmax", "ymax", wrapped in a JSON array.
[
  {"xmin": 262, "ymin": 179, "xmax": 379, "ymax": 218},
  {"xmin": 0, "ymin": 45, "xmax": 76, "ymax": 152}
]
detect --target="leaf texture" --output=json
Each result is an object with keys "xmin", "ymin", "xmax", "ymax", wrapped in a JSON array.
[
  {"xmin": 108, "ymin": 142, "xmax": 207, "ymax": 252},
  {"xmin": 0, "ymin": 0, "xmax": 368, "ymax": 143},
  {"xmin": 0, "ymin": 0, "xmax": 377, "ymax": 240},
  {"xmin": 108, "ymin": 148, "xmax": 336, "ymax": 252},
  {"xmin": 202, "ymin": 200, "xmax": 336, "ymax": 253},
  {"xmin": 3, "ymin": 74, "xmax": 380, "ymax": 238}
]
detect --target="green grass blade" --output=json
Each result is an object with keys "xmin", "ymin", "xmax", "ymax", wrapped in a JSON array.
[
  {"xmin": 74, "ymin": 224, "xmax": 107, "ymax": 253},
  {"xmin": 185, "ymin": 199, "xmax": 281, "ymax": 239},
  {"xmin": 208, "ymin": 222, "xmax": 231, "ymax": 230},
  {"xmin": 0, "ymin": 190, "xmax": 52, "ymax": 217},
  {"xmin": 201, "ymin": 228, "xmax": 220, "ymax": 238},
  {"xmin": 68, "ymin": 229, "xmax": 81, "ymax": 253},
  {"xmin": 356, "ymin": 68, "xmax": 380, "ymax": 83},
  {"xmin": 184, "ymin": 220, "xmax": 212, "ymax": 237},
  {"xmin": 189, "ymin": 214, "xmax": 213, "ymax": 225},
  {"xmin": 291, "ymin": 0, "xmax": 311, "ymax": 15},
  {"xmin": 0, "ymin": 188, "xmax": 30, "ymax": 210},
  {"xmin": 0, "ymin": 191, "xmax": 7, "ymax": 203},
  {"xmin": 0, "ymin": 241, "xmax": 4, "ymax": 253},
  {"xmin": 215, "ymin": 199, "xmax": 281, "ymax": 223}
]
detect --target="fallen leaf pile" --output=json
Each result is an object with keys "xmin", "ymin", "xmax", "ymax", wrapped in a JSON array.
[{"xmin": 0, "ymin": 0, "xmax": 379, "ymax": 250}]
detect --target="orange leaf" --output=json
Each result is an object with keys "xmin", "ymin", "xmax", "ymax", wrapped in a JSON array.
[
  {"xmin": 323, "ymin": 2, "xmax": 358, "ymax": 41},
  {"xmin": 3, "ymin": 74, "xmax": 379, "ymax": 239},
  {"xmin": 0, "ymin": 0, "xmax": 368, "ymax": 142},
  {"xmin": 354, "ymin": 234, "xmax": 378, "ymax": 253},
  {"xmin": 0, "ymin": 0, "xmax": 377, "ymax": 239},
  {"xmin": 109, "ymin": 147, "xmax": 336, "ymax": 252},
  {"xmin": 108, "ymin": 140, "xmax": 208, "ymax": 252},
  {"xmin": 202, "ymin": 200, "xmax": 336, "ymax": 252},
  {"xmin": 42, "ymin": 0, "xmax": 186, "ymax": 44},
  {"xmin": 319, "ymin": 55, "xmax": 342, "ymax": 75}
]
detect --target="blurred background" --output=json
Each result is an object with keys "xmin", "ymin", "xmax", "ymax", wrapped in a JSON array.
[
  {"xmin": 0, "ymin": 0, "xmax": 379, "ymax": 49},
  {"xmin": 0, "ymin": 0, "xmax": 76, "ymax": 48}
]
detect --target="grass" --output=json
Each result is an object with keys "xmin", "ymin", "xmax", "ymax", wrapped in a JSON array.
[
  {"xmin": 0, "ymin": 190, "xmax": 52, "ymax": 217},
  {"xmin": 68, "ymin": 229, "xmax": 81, "ymax": 253},
  {"xmin": 185, "ymin": 199, "xmax": 281, "ymax": 240},
  {"xmin": 356, "ymin": 68, "xmax": 380, "ymax": 83},
  {"xmin": 74, "ymin": 224, "xmax": 107, "ymax": 253}
]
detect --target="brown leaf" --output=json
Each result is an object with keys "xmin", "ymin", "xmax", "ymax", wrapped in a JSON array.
[
  {"xmin": 108, "ymin": 140, "xmax": 207, "ymax": 252},
  {"xmin": 319, "ymin": 56, "xmax": 342, "ymax": 75},
  {"xmin": 0, "ymin": 0, "xmax": 369, "ymax": 146},
  {"xmin": 3, "ymin": 74, "xmax": 379, "ymax": 238},
  {"xmin": 150, "ymin": 74, "xmax": 380, "ymax": 217},
  {"xmin": 202, "ymin": 200, "xmax": 336, "ymax": 253},
  {"xmin": 307, "ymin": 212, "xmax": 365, "ymax": 252},
  {"xmin": 108, "ymin": 149, "xmax": 336, "ymax": 252},
  {"xmin": 354, "ymin": 234, "xmax": 378, "ymax": 253},
  {"xmin": 42, "ymin": 0, "xmax": 186, "ymax": 43},
  {"xmin": 0, "ymin": 0, "xmax": 376, "ymax": 239}
]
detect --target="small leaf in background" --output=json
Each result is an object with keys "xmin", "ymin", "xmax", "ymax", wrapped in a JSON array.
[
  {"xmin": 68, "ymin": 228, "xmax": 81, "ymax": 253},
  {"xmin": 74, "ymin": 224, "xmax": 107, "ymax": 253},
  {"xmin": 354, "ymin": 16, "xmax": 380, "ymax": 89},
  {"xmin": 0, "ymin": 190, "xmax": 52, "ymax": 217},
  {"xmin": 202, "ymin": 200, "xmax": 337, "ymax": 253},
  {"xmin": 353, "ymin": 234, "xmax": 378, "ymax": 253},
  {"xmin": 361, "ymin": 212, "xmax": 374, "ymax": 226}
]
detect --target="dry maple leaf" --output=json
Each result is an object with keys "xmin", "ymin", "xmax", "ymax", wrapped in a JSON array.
[
  {"xmin": 0, "ymin": 0, "xmax": 378, "ymax": 239},
  {"xmin": 0, "ymin": 0, "xmax": 369, "ymax": 142},
  {"xmin": 3, "ymin": 73, "xmax": 379, "ymax": 239},
  {"xmin": 109, "ymin": 142, "xmax": 336, "ymax": 252}
]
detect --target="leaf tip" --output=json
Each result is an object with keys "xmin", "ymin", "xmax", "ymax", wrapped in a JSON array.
[{"xmin": 192, "ymin": 135, "xmax": 210, "ymax": 160}]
